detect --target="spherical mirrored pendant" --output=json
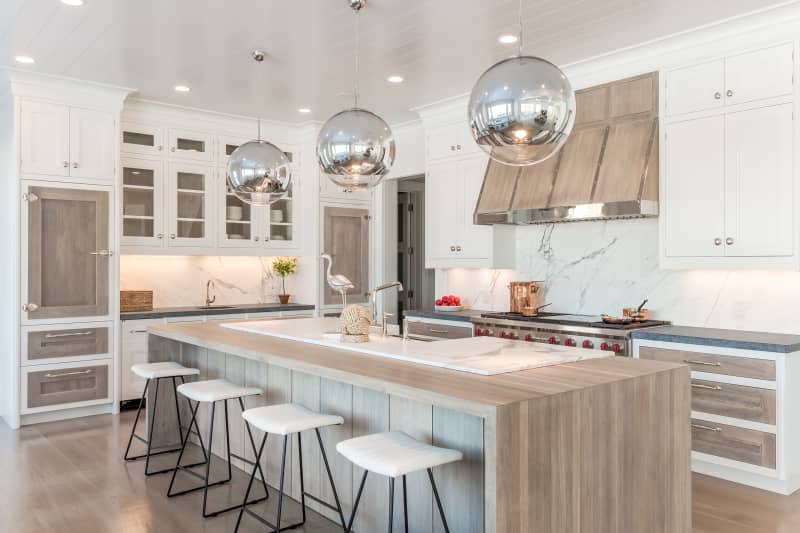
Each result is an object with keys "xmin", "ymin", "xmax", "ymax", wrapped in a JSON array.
[
  {"xmin": 226, "ymin": 140, "xmax": 292, "ymax": 206},
  {"xmin": 468, "ymin": 55, "xmax": 576, "ymax": 167},
  {"xmin": 316, "ymin": 108, "xmax": 396, "ymax": 191}
]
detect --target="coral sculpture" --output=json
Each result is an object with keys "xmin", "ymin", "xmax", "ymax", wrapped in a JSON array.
[{"xmin": 340, "ymin": 304, "xmax": 372, "ymax": 343}]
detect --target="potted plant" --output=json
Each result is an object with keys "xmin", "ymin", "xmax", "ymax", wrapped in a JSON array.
[{"xmin": 272, "ymin": 257, "xmax": 298, "ymax": 304}]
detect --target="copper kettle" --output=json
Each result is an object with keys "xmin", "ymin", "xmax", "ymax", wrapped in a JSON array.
[{"xmin": 509, "ymin": 282, "xmax": 544, "ymax": 314}]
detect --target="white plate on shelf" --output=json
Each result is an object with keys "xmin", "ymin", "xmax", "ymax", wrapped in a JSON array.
[{"xmin": 435, "ymin": 305, "xmax": 463, "ymax": 312}]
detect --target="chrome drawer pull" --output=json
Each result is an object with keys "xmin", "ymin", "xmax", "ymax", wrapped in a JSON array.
[
  {"xmin": 44, "ymin": 369, "xmax": 94, "ymax": 379},
  {"xmin": 428, "ymin": 328, "xmax": 450, "ymax": 334},
  {"xmin": 691, "ymin": 383, "xmax": 723, "ymax": 391},
  {"xmin": 129, "ymin": 329, "xmax": 148, "ymax": 334},
  {"xmin": 692, "ymin": 423, "xmax": 722, "ymax": 433},
  {"xmin": 684, "ymin": 359, "xmax": 722, "ymax": 367},
  {"xmin": 44, "ymin": 331, "xmax": 94, "ymax": 339}
]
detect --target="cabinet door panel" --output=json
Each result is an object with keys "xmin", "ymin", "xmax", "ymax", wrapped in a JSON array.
[
  {"xmin": 425, "ymin": 161, "xmax": 458, "ymax": 260},
  {"xmin": 458, "ymin": 155, "xmax": 491, "ymax": 259},
  {"xmin": 121, "ymin": 158, "xmax": 165, "ymax": 247},
  {"xmin": 725, "ymin": 43, "xmax": 794, "ymax": 105},
  {"xmin": 665, "ymin": 60, "xmax": 724, "ymax": 116},
  {"xmin": 664, "ymin": 116, "xmax": 725, "ymax": 257},
  {"xmin": 121, "ymin": 122, "xmax": 164, "ymax": 157},
  {"xmin": 25, "ymin": 185, "xmax": 111, "ymax": 320},
  {"xmin": 168, "ymin": 129, "xmax": 214, "ymax": 161},
  {"xmin": 20, "ymin": 101, "xmax": 70, "ymax": 176},
  {"xmin": 427, "ymin": 124, "xmax": 461, "ymax": 160},
  {"xmin": 69, "ymin": 108, "xmax": 115, "ymax": 180},
  {"xmin": 322, "ymin": 206, "xmax": 370, "ymax": 305},
  {"xmin": 724, "ymin": 104, "xmax": 793, "ymax": 257},
  {"xmin": 219, "ymin": 166, "xmax": 260, "ymax": 248},
  {"xmin": 167, "ymin": 163, "xmax": 215, "ymax": 247}
]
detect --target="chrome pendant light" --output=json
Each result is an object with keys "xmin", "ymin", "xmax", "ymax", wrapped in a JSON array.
[
  {"xmin": 226, "ymin": 51, "xmax": 292, "ymax": 206},
  {"xmin": 316, "ymin": 0, "xmax": 395, "ymax": 191},
  {"xmin": 468, "ymin": 0, "xmax": 575, "ymax": 167}
]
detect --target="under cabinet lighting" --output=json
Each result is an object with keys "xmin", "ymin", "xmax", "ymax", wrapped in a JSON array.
[{"xmin": 15, "ymin": 56, "xmax": 34, "ymax": 64}]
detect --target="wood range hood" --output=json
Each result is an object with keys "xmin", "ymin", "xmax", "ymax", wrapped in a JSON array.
[{"xmin": 474, "ymin": 72, "xmax": 660, "ymax": 225}]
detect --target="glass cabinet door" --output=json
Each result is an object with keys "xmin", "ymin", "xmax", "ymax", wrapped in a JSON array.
[
  {"xmin": 168, "ymin": 163, "xmax": 214, "ymax": 247},
  {"xmin": 121, "ymin": 158, "xmax": 164, "ymax": 247},
  {"xmin": 120, "ymin": 122, "xmax": 164, "ymax": 157},
  {"xmin": 168, "ymin": 129, "xmax": 214, "ymax": 162},
  {"xmin": 24, "ymin": 184, "xmax": 111, "ymax": 321},
  {"xmin": 219, "ymin": 168, "xmax": 259, "ymax": 247},
  {"xmin": 264, "ymin": 178, "xmax": 295, "ymax": 248}
]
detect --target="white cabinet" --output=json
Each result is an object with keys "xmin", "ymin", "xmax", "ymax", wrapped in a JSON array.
[
  {"xmin": 120, "ymin": 319, "xmax": 160, "ymax": 402},
  {"xmin": 168, "ymin": 128, "xmax": 214, "ymax": 162},
  {"xmin": 425, "ymin": 154, "xmax": 513, "ymax": 269},
  {"xmin": 663, "ymin": 103, "xmax": 794, "ymax": 266},
  {"xmin": 121, "ymin": 158, "xmax": 166, "ymax": 247},
  {"xmin": 426, "ymin": 122, "xmax": 479, "ymax": 161},
  {"xmin": 20, "ymin": 102, "xmax": 115, "ymax": 181},
  {"xmin": 121, "ymin": 122, "xmax": 165, "ymax": 157},
  {"xmin": 167, "ymin": 162, "xmax": 215, "ymax": 247},
  {"xmin": 666, "ymin": 43, "xmax": 793, "ymax": 117},
  {"xmin": 319, "ymin": 174, "xmax": 372, "ymax": 202}
]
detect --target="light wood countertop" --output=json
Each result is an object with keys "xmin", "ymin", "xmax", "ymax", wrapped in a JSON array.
[{"xmin": 149, "ymin": 321, "xmax": 683, "ymax": 413}]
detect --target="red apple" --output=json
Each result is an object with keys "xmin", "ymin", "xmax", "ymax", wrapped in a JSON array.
[{"xmin": 435, "ymin": 299, "xmax": 443, "ymax": 306}]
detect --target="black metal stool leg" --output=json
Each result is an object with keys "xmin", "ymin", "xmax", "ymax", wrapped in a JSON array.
[
  {"xmin": 172, "ymin": 377, "xmax": 185, "ymax": 445},
  {"xmin": 316, "ymin": 428, "xmax": 347, "ymax": 529},
  {"xmin": 123, "ymin": 379, "xmax": 150, "ymax": 461},
  {"xmin": 168, "ymin": 399, "xmax": 201, "ymax": 496},
  {"xmin": 234, "ymin": 432, "xmax": 268, "ymax": 533},
  {"xmin": 402, "ymin": 475, "xmax": 408, "ymax": 533},
  {"xmin": 298, "ymin": 432, "xmax": 307, "ymax": 525},
  {"xmin": 274, "ymin": 434, "xmax": 289, "ymax": 533},
  {"xmin": 388, "ymin": 477, "xmax": 395, "ymax": 533},
  {"xmin": 346, "ymin": 470, "xmax": 369, "ymax": 533},
  {"xmin": 143, "ymin": 377, "xmax": 161, "ymax": 475},
  {"xmin": 239, "ymin": 398, "xmax": 270, "ymax": 500},
  {"xmin": 201, "ymin": 401, "xmax": 218, "ymax": 517},
  {"xmin": 428, "ymin": 468, "xmax": 451, "ymax": 533}
]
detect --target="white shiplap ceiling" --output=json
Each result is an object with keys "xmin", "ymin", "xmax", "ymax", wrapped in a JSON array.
[{"xmin": 0, "ymin": 0, "xmax": 790, "ymax": 123}]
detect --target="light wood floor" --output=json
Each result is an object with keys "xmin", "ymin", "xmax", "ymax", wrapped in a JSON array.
[{"xmin": 0, "ymin": 412, "xmax": 797, "ymax": 533}]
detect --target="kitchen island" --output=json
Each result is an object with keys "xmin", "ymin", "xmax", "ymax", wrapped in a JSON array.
[{"xmin": 146, "ymin": 318, "xmax": 691, "ymax": 533}]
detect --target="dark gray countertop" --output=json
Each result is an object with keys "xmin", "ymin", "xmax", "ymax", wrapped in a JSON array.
[
  {"xmin": 121, "ymin": 303, "xmax": 315, "ymax": 321},
  {"xmin": 402, "ymin": 309, "xmax": 488, "ymax": 323},
  {"xmin": 631, "ymin": 325, "xmax": 800, "ymax": 354}
]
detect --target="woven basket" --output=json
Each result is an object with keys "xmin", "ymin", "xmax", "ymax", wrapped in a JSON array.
[{"xmin": 121, "ymin": 290, "xmax": 153, "ymax": 312}]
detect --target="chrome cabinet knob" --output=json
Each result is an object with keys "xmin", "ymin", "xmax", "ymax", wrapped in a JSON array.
[
  {"xmin": 23, "ymin": 303, "xmax": 39, "ymax": 312},
  {"xmin": 450, "ymin": 245, "xmax": 456, "ymax": 252},
  {"xmin": 714, "ymin": 238, "xmax": 722, "ymax": 246},
  {"xmin": 157, "ymin": 233, "xmax": 164, "ymax": 239},
  {"xmin": 169, "ymin": 233, "xmax": 176, "ymax": 239},
  {"xmin": 726, "ymin": 237, "xmax": 734, "ymax": 245},
  {"xmin": 456, "ymin": 144, "xmax": 461, "ymax": 151},
  {"xmin": 714, "ymin": 92, "xmax": 722, "ymax": 100},
  {"xmin": 72, "ymin": 162, "xmax": 79, "ymax": 168},
  {"xmin": 253, "ymin": 236, "xmax": 260, "ymax": 241},
  {"xmin": 727, "ymin": 90, "xmax": 734, "ymax": 97},
  {"xmin": 170, "ymin": 147, "xmax": 176, "ymax": 152},
  {"xmin": 158, "ymin": 145, "xmax": 163, "ymax": 151},
  {"xmin": 62, "ymin": 161, "xmax": 69, "ymax": 168},
  {"xmin": 456, "ymin": 245, "xmax": 462, "ymax": 252}
]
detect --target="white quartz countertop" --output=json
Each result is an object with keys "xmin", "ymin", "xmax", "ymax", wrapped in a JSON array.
[{"xmin": 221, "ymin": 317, "xmax": 611, "ymax": 375}]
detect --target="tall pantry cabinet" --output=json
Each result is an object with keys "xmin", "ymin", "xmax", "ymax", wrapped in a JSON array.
[{"xmin": 0, "ymin": 71, "xmax": 129, "ymax": 429}]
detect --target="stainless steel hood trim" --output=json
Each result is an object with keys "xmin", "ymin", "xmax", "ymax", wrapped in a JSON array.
[{"xmin": 475, "ymin": 199, "xmax": 659, "ymax": 225}]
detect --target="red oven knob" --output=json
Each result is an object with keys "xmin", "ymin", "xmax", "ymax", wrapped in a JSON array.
[
  {"xmin": 524, "ymin": 334, "xmax": 534, "ymax": 342},
  {"xmin": 547, "ymin": 336, "xmax": 559, "ymax": 345},
  {"xmin": 499, "ymin": 331, "xmax": 507, "ymax": 338},
  {"xmin": 582, "ymin": 340, "xmax": 594, "ymax": 349},
  {"xmin": 509, "ymin": 332, "xmax": 519, "ymax": 340},
  {"xmin": 564, "ymin": 338, "xmax": 576, "ymax": 347},
  {"xmin": 600, "ymin": 342, "xmax": 610, "ymax": 351},
  {"xmin": 612, "ymin": 343, "xmax": 622, "ymax": 354}
]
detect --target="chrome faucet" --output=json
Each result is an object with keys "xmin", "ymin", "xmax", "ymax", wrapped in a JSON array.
[
  {"xmin": 205, "ymin": 280, "xmax": 216, "ymax": 307},
  {"xmin": 370, "ymin": 281, "xmax": 403, "ymax": 323}
]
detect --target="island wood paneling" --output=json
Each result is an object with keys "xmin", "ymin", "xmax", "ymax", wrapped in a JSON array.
[
  {"xmin": 318, "ymin": 378, "xmax": 353, "ymax": 525},
  {"xmin": 351, "ymin": 387, "xmax": 390, "ymax": 533},
  {"xmin": 290, "ymin": 372, "xmax": 322, "ymax": 507}
]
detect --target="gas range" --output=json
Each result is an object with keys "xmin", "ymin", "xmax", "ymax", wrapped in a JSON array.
[{"xmin": 471, "ymin": 312, "xmax": 670, "ymax": 356}]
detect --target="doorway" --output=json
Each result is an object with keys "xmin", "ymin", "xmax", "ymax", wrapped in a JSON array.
[{"xmin": 396, "ymin": 177, "xmax": 435, "ymax": 317}]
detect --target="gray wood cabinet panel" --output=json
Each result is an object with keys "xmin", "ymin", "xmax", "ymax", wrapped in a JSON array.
[
  {"xmin": 322, "ymin": 206, "xmax": 370, "ymax": 305},
  {"xmin": 351, "ymin": 386, "xmax": 390, "ymax": 533},
  {"xmin": 26, "ymin": 185, "xmax": 110, "ymax": 320},
  {"xmin": 390, "ymin": 396, "xmax": 433, "ymax": 533},
  {"xmin": 291, "ymin": 372, "xmax": 322, "ymax": 507}
]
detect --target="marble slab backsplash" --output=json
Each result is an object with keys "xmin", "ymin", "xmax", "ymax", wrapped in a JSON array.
[
  {"xmin": 437, "ymin": 218, "xmax": 800, "ymax": 335},
  {"xmin": 120, "ymin": 255, "xmax": 317, "ymax": 309}
]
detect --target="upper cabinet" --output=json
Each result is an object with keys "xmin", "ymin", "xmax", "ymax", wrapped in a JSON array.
[
  {"xmin": 665, "ymin": 43, "xmax": 793, "ymax": 116},
  {"xmin": 662, "ymin": 42, "xmax": 797, "ymax": 269},
  {"xmin": 168, "ymin": 129, "xmax": 215, "ymax": 162},
  {"xmin": 121, "ymin": 122, "xmax": 164, "ymax": 157},
  {"xmin": 20, "ymin": 102, "xmax": 115, "ymax": 182}
]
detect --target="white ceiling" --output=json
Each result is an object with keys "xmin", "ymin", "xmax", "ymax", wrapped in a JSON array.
[{"xmin": 0, "ymin": 0, "xmax": 790, "ymax": 124}]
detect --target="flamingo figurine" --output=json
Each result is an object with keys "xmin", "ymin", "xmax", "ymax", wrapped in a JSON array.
[{"xmin": 321, "ymin": 254, "xmax": 355, "ymax": 307}]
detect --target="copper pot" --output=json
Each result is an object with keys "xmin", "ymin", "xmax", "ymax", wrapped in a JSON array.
[
  {"xmin": 623, "ymin": 307, "xmax": 649, "ymax": 321},
  {"xmin": 521, "ymin": 303, "xmax": 551, "ymax": 317},
  {"xmin": 509, "ymin": 281, "xmax": 544, "ymax": 313}
]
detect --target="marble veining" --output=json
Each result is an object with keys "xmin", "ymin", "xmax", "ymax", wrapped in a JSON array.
[{"xmin": 437, "ymin": 218, "xmax": 800, "ymax": 335}]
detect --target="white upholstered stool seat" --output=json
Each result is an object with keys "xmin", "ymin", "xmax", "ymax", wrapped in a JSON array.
[
  {"xmin": 131, "ymin": 362, "xmax": 200, "ymax": 380},
  {"xmin": 243, "ymin": 403, "xmax": 344, "ymax": 435},
  {"xmin": 336, "ymin": 431, "xmax": 463, "ymax": 478},
  {"xmin": 176, "ymin": 379, "xmax": 261, "ymax": 403}
]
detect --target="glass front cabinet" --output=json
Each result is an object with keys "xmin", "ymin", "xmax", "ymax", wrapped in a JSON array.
[{"xmin": 23, "ymin": 183, "xmax": 112, "ymax": 323}]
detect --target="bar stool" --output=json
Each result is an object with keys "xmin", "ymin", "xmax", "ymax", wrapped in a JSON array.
[
  {"xmin": 124, "ymin": 362, "xmax": 205, "ymax": 476},
  {"xmin": 234, "ymin": 403, "xmax": 348, "ymax": 533},
  {"xmin": 336, "ymin": 431, "xmax": 463, "ymax": 533},
  {"xmin": 167, "ymin": 378, "xmax": 270, "ymax": 518}
]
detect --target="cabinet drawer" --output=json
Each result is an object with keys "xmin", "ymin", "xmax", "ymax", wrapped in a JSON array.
[
  {"xmin": 691, "ymin": 418, "xmax": 776, "ymax": 469},
  {"xmin": 23, "ymin": 324, "xmax": 110, "ymax": 365},
  {"xmin": 691, "ymin": 379, "xmax": 776, "ymax": 424},
  {"xmin": 406, "ymin": 320, "xmax": 473, "ymax": 340},
  {"xmin": 639, "ymin": 346, "xmax": 775, "ymax": 380},
  {"xmin": 23, "ymin": 361, "xmax": 111, "ymax": 412}
]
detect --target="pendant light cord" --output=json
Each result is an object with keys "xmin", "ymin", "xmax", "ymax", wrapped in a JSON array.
[
  {"xmin": 518, "ymin": 0, "xmax": 524, "ymax": 57},
  {"xmin": 354, "ymin": 9, "xmax": 360, "ymax": 109}
]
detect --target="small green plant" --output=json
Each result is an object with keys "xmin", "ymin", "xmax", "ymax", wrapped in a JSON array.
[{"xmin": 272, "ymin": 257, "xmax": 298, "ymax": 295}]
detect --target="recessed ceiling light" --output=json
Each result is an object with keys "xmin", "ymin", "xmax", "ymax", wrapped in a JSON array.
[
  {"xmin": 298, "ymin": 108, "xmax": 311, "ymax": 114},
  {"xmin": 174, "ymin": 85, "xmax": 190, "ymax": 93},
  {"xmin": 60, "ymin": 0, "xmax": 85, "ymax": 5},
  {"xmin": 15, "ymin": 56, "xmax": 34, "ymax": 64},
  {"xmin": 387, "ymin": 75, "xmax": 404, "ymax": 84},
  {"xmin": 499, "ymin": 35, "xmax": 518, "ymax": 44}
]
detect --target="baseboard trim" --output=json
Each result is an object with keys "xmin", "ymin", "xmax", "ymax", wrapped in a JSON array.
[{"xmin": 21, "ymin": 403, "xmax": 113, "ymax": 426}]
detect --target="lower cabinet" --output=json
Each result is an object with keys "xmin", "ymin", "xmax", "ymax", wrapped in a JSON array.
[{"xmin": 634, "ymin": 340, "xmax": 800, "ymax": 494}]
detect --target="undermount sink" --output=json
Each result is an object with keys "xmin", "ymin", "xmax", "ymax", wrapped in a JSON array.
[{"xmin": 195, "ymin": 305, "xmax": 237, "ymax": 310}]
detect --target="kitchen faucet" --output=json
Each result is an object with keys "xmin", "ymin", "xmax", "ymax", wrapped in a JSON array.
[
  {"xmin": 370, "ymin": 281, "xmax": 403, "ymax": 324},
  {"xmin": 205, "ymin": 279, "xmax": 216, "ymax": 307}
]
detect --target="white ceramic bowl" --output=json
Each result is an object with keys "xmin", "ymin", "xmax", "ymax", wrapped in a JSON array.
[
  {"xmin": 227, "ymin": 206, "xmax": 243, "ymax": 221},
  {"xmin": 435, "ymin": 305, "xmax": 464, "ymax": 312}
]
